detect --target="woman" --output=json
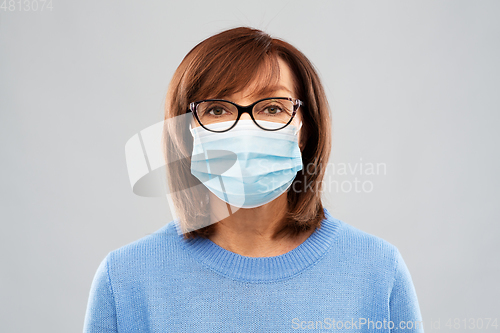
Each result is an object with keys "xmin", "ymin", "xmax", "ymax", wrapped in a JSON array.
[{"xmin": 84, "ymin": 27, "xmax": 424, "ymax": 332}]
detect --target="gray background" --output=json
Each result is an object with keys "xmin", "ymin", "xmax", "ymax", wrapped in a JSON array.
[{"xmin": 1, "ymin": 0, "xmax": 499, "ymax": 331}]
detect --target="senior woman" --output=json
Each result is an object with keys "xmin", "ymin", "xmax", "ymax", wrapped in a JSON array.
[{"xmin": 84, "ymin": 27, "xmax": 424, "ymax": 332}]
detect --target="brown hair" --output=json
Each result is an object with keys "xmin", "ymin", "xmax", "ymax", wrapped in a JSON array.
[{"xmin": 163, "ymin": 27, "xmax": 331, "ymax": 238}]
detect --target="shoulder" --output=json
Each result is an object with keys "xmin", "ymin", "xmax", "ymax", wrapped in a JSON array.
[
  {"xmin": 103, "ymin": 220, "xmax": 184, "ymax": 272},
  {"xmin": 339, "ymin": 219, "xmax": 399, "ymax": 259},
  {"xmin": 323, "ymin": 210, "xmax": 401, "ymax": 276}
]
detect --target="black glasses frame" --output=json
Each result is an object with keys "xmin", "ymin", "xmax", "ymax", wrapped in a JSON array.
[{"xmin": 187, "ymin": 97, "xmax": 303, "ymax": 133}]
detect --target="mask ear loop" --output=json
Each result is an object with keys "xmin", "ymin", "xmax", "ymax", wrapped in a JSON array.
[
  {"xmin": 292, "ymin": 119, "xmax": 303, "ymax": 136},
  {"xmin": 188, "ymin": 122, "xmax": 195, "ymax": 138}
]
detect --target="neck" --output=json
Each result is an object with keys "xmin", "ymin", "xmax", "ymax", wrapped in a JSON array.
[{"xmin": 207, "ymin": 193, "xmax": 315, "ymax": 257}]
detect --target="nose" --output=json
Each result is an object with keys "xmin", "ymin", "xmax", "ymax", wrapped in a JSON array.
[{"xmin": 240, "ymin": 113, "xmax": 252, "ymax": 121}]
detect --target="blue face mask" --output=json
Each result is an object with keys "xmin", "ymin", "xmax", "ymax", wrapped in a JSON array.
[{"xmin": 190, "ymin": 119, "xmax": 303, "ymax": 208}]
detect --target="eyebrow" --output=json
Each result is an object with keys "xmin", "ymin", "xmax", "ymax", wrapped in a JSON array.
[
  {"xmin": 214, "ymin": 85, "xmax": 295, "ymax": 101},
  {"xmin": 269, "ymin": 85, "xmax": 293, "ymax": 93},
  {"xmin": 248, "ymin": 85, "xmax": 294, "ymax": 99}
]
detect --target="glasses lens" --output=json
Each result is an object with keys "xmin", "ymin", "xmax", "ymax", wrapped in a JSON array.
[
  {"xmin": 196, "ymin": 101, "xmax": 238, "ymax": 131},
  {"xmin": 252, "ymin": 99, "xmax": 294, "ymax": 130}
]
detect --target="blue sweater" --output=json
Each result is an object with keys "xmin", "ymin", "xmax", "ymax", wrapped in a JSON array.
[{"xmin": 84, "ymin": 209, "xmax": 424, "ymax": 332}]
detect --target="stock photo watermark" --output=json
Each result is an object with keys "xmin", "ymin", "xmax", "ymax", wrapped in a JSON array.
[
  {"xmin": 291, "ymin": 317, "xmax": 499, "ymax": 331},
  {"xmin": 260, "ymin": 158, "xmax": 388, "ymax": 195},
  {"xmin": 1, "ymin": 0, "xmax": 53, "ymax": 11}
]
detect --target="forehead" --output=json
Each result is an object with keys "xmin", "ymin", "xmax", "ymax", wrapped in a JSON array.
[{"xmin": 216, "ymin": 57, "xmax": 298, "ymax": 101}]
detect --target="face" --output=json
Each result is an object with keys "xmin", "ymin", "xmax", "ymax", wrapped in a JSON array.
[{"xmin": 191, "ymin": 58, "xmax": 304, "ymax": 150}]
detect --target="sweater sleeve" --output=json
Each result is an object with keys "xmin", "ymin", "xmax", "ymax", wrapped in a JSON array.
[
  {"xmin": 389, "ymin": 250, "xmax": 424, "ymax": 333},
  {"xmin": 83, "ymin": 254, "xmax": 118, "ymax": 333}
]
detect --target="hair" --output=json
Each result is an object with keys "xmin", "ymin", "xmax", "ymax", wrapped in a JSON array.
[{"xmin": 163, "ymin": 27, "xmax": 331, "ymax": 239}]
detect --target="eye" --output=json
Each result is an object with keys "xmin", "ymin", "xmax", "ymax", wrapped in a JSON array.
[
  {"xmin": 200, "ymin": 103, "xmax": 233, "ymax": 117},
  {"xmin": 208, "ymin": 106, "xmax": 228, "ymax": 116},
  {"xmin": 262, "ymin": 105, "xmax": 283, "ymax": 115}
]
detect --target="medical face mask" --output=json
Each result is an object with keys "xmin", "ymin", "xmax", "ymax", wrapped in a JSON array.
[{"xmin": 190, "ymin": 119, "xmax": 303, "ymax": 209}]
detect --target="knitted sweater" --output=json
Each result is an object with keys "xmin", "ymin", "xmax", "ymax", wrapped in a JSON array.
[{"xmin": 83, "ymin": 209, "xmax": 424, "ymax": 332}]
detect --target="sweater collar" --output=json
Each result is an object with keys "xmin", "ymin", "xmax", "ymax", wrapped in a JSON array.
[{"xmin": 174, "ymin": 208, "xmax": 342, "ymax": 283}]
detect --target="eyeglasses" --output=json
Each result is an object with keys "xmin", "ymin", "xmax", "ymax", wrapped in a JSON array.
[{"xmin": 188, "ymin": 97, "xmax": 302, "ymax": 133}]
